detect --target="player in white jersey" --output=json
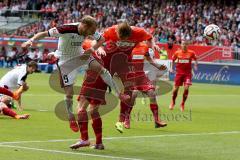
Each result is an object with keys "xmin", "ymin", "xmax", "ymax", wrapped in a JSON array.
[
  {"xmin": 21, "ymin": 15, "xmax": 129, "ymax": 132},
  {"xmin": 0, "ymin": 61, "xmax": 38, "ymax": 110}
]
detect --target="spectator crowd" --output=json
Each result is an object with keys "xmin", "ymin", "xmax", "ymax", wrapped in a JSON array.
[{"xmin": 0, "ymin": 0, "xmax": 240, "ymax": 65}]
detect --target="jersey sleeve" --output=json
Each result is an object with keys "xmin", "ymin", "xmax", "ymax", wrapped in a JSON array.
[
  {"xmin": 172, "ymin": 52, "xmax": 178, "ymax": 61},
  {"xmin": 147, "ymin": 48, "xmax": 154, "ymax": 58},
  {"xmin": 135, "ymin": 28, "xmax": 152, "ymax": 42},
  {"xmin": 102, "ymin": 27, "xmax": 112, "ymax": 41},
  {"xmin": 93, "ymin": 32, "xmax": 102, "ymax": 41},
  {"xmin": 48, "ymin": 25, "xmax": 78, "ymax": 37},
  {"xmin": 17, "ymin": 71, "xmax": 28, "ymax": 86},
  {"xmin": 191, "ymin": 51, "xmax": 197, "ymax": 60}
]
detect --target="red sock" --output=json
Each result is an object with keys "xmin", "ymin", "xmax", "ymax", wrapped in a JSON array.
[
  {"xmin": 172, "ymin": 90, "xmax": 178, "ymax": 104},
  {"xmin": 182, "ymin": 89, "xmax": 189, "ymax": 104},
  {"xmin": 2, "ymin": 108, "xmax": 17, "ymax": 118},
  {"xmin": 125, "ymin": 105, "xmax": 133, "ymax": 120},
  {"xmin": 119, "ymin": 101, "xmax": 129, "ymax": 122},
  {"xmin": 77, "ymin": 110, "xmax": 88, "ymax": 141},
  {"xmin": 0, "ymin": 87, "xmax": 13, "ymax": 97},
  {"xmin": 91, "ymin": 111, "xmax": 102, "ymax": 144},
  {"xmin": 150, "ymin": 104, "xmax": 159, "ymax": 122}
]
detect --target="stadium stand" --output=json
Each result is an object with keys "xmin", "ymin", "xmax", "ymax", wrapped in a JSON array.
[{"xmin": 0, "ymin": 0, "xmax": 239, "ymax": 67}]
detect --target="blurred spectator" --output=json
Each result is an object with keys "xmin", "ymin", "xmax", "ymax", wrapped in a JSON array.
[
  {"xmin": 6, "ymin": 47, "xmax": 18, "ymax": 67},
  {"xmin": 27, "ymin": 48, "xmax": 37, "ymax": 62},
  {"xmin": 41, "ymin": 48, "xmax": 49, "ymax": 63},
  {"xmin": 159, "ymin": 46, "xmax": 168, "ymax": 60},
  {"xmin": 35, "ymin": 48, "xmax": 43, "ymax": 62},
  {"xmin": 2, "ymin": 0, "xmax": 240, "ymax": 48},
  {"xmin": 0, "ymin": 46, "xmax": 7, "ymax": 67}
]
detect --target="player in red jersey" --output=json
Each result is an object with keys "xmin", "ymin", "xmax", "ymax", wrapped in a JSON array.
[
  {"xmin": 0, "ymin": 95, "xmax": 30, "ymax": 119},
  {"xmin": 121, "ymin": 42, "xmax": 168, "ymax": 131},
  {"xmin": 169, "ymin": 41, "xmax": 198, "ymax": 112},
  {"xmin": 85, "ymin": 21, "xmax": 160, "ymax": 68},
  {"xmin": 83, "ymin": 21, "xmax": 161, "ymax": 133},
  {"xmin": 94, "ymin": 22, "xmax": 162, "ymax": 132},
  {"xmin": 0, "ymin": 87, "xmax": 22, "ymax": 101},
  {"xmin": 70, "ymin": 39, "xmax": 107, "ymax": 150}
]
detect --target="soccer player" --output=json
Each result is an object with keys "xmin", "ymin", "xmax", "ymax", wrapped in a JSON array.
[
  {"xmin": 70, "ymin": 39, "xmax": 106, "ymax": 150},
  {"xmin": 0, "ymin": 86, "xmax": 21, "ymax": 101},
  {"xmin": 0, "ymin": 61, "xmax": 37, "ymax": 111},
  {"xmin": 88, "ymin": 21, "xmax": 161, "ymax": 133},
  {"xmin": 0, "ymin": 95, "xmax": 30, "ymax": 119},
  {"xmin": 116, "ymin": 42, "xmax": 168, "ymax": 132},
  {"xmin": 169, "ymin": 41, "xmax": 198, "ymax": 112},
  {"xmin": 21, "ymin": 15, "xmax": 128, "ymax": 133}
]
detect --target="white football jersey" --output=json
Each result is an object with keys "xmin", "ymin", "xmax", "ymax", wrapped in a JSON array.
[
  {"xmin": 0, "ymin": 65, "xmax": 28, "ymax": 90},
  {"xmin": 48, "ymin": 23, "xmax": 101, "ymax": 63}
]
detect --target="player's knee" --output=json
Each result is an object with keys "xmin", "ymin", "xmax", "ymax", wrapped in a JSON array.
[
  {"xmin": 65, "ymin": 95, "xmax": 73, "ymax": 100},
  {"xmin": 174, "ymin": 87, "xmax": 179, "ymax": 92},
  {"xmin": 89, "ymin": 107, "xmax": 99, "ymax": 116},
  {"xmin": 147, "ymin": 90, "xmax": 156, "ymax": 98},
  {"xmin": 184, "ymin": 86, "xmax": 190, "ymax": 90},
  {"xmin": 1, "ymin": 96, "xmax": 12, "ymax": 105},
  {"xmin": 77, "ymin": 106, "xmax": 87, "ymax": 113},
  {"xmin": 0, "ymin": 102, "xmax": 7, "ymax": 111}
]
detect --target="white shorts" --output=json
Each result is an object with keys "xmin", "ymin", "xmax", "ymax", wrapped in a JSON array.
[
  {"xmin": 56, "ymin": 55, "xmax": 94, "ymax": 87},
  {"xmin": 143, "ymin": 60, "xmax": 171, "ymax": 81}
]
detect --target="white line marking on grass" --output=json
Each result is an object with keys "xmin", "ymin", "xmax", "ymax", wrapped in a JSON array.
[
  {"xmin": 104, "ymin": 131, "xmax": 240, "ymax": 140},
  {"xmin": 24, "ymin": 94, "xmax": 240, "ymax": 97},
  {"xmin": 0, "ymin": 144, "xmax": 142, "ymax": 160},
  {"xmin": 0, "ymin": 131, "xmax": 239, "ymax": 145}
]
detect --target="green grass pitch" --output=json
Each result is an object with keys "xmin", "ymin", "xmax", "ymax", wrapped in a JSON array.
[{"xmin": 0, "ymin": 68, "xmax": 239, "ymax": 160}]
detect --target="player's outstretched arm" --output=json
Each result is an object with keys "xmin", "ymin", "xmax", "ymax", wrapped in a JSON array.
[
  {"xmin": 16, "ymin": 97, "xmax": 23, "ymax": 111},
  {"xmin": 90, "ymin": 39, "xmax": 106, "ymax": 56},
  {"xmin": 84, "ymin": 36, "xmax": 105, "ymax": 55},
  {"xmin": 21, "ymin": 31, "xmax": 49, "ymax": 48},
  {"xmin": 146, "ymin": 37, "xmax": 161, "ymax": 52},
  {"xmin": 194, "ymin": 59, "xmax": 198, "ymax": 71},
  {"xmin": 146, "ymin": 56, "xmax": 167, "ymax": 71}
]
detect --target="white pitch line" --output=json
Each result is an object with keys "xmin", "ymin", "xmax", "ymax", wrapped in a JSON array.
[
  {"xmin": 0, "ymin": 131, "xmax": 239, "ymax": 145},
  {"xmin": 24, "ymin": 93, "xmax": 240, "ymax": 97},
  {"xmin": 104, "ymin": 131, "xmax": 240, "ymax": 140},
  {"xmin": 0, "ymin": 144, "xmax": 142, "ymax": 160}
]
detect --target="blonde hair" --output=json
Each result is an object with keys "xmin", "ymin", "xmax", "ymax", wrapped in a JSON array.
[
  {"xmin": 117, "ymin": 21, "xmax": 132, "ymax": 39},
  {"xmin": 81, "ymin": 15, "xmax": 98, "ymax": 27}
]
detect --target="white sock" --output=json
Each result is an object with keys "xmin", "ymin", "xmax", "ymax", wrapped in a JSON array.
[
  {"xmin": 64, "ymin": 98, "xmax": 74, "ymax": 120},
  {"xmin": 100, "ymin": 69, "xmax": 120, "ymax": 96}
]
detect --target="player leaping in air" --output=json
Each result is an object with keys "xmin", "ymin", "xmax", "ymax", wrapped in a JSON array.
[
  {"xmin": 21, "ymin": 15, "xmax": 129, "ymax": 133},
  {"xmin": 70, "ymin": 39, "xmax": 107, "ymax": 150},
  {"xmin": 84, "ymin": 21, "xmax": 163, "ymax": 133},
  {"xmin": 119, "ymin": 42, "xmax": 168, "ymax": 132},
  {"xmin": 169, "ymin": 41, "xmax": 198, "ymax": 112}
]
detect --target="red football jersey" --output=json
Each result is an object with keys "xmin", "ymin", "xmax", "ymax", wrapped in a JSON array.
[
  {"xmin": 102, "ymin": 25, "xmax": 152, "ymax": 53},
  {"xmin": 172, "ymin": 49, "xmax": 197, "ymax": 75},
  {"xmin": 129, "ymin": 43, "xmax": 149, "ymax": 78}
]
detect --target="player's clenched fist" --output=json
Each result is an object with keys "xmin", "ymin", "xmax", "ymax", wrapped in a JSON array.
[
  {"xmin": 21, "ymin": 39, "xmax": 33, "ymax": 48},
  {"xmin": 158, "ymin": 65, "xmax": 167, "ymax": 71},
  {"xmin": 22, "ymin": 82, "xmax": 29, "ymax": 91}
]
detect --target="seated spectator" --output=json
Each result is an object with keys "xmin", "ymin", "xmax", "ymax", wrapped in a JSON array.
[
  {"xmin": 0, "ymin": 46, "xmax": 7, "ymax": 67},
  {"xmin": 6, "ymin": 47, "xmax": 18, "ymax": 68},
  {"xmin": 35, "ymin": 48, "xmax": 43, "ymax": 62},
  {"xmin": 41, "ymin": 49, "xmax": 49, "ymax": 63},
  {"xmin": 159, "ymin": 46, "xmax": 168, "ymax": 60}
]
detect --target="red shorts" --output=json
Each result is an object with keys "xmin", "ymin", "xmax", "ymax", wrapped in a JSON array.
[
  {"xmin": 174, "ymin": 74, "xmax": 192, "ymax": 86},
  {"xmin": 130, "ymin": 75, "xmax": 155, "ymax": 92},
  {"xmin": 78, "ymin": 70, "xmax": 107, "ymax": 105}
]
